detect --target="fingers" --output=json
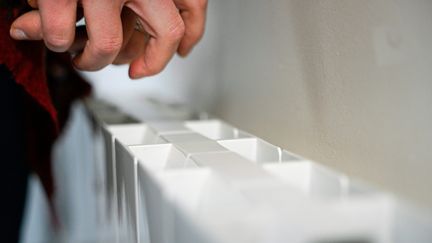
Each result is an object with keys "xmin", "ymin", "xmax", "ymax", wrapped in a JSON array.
[
  {"xmin": 11, "ymin": 0, "xmax": 205, "ymax": 76},
  {"xmin": 10, "ymin": 10, "xmax": 43, "ymax": 40},
  {"xmin": 38, "ymin": 0, "xmax": 76, "ymax": 52},
  {"xmin": 174, "ymin": 0, "xmax": 207, "ymax": 56},
  {"xmin": 10, "ymin": 11, "xmax": 88, "ymax": 56},
  {"xmin": 114, "ymin": 30, "xmax": 147, "ymax": 65},
  {"xmin": 113, "ymin": 8, "xmax": 147, "ymax": 65},
  {"xmin": 72, "ymin": 8, "xmax": 145, "ymax": 66},
  {"xmin": 72, "ymin": 0, "xmax": 123, "ymax": 71},
  {"xmin": 127, "ymin": 0, "xmax": 185, "ymax": 78},
  {"xmin": 112, "ymin": 7, "xmax": 139, "ymax": 64}
]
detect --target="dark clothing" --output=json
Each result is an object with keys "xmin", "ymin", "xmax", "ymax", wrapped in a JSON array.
[
  {"xmin": 0, "ymin": 65, "xmax": 30, "ymax": 243},
  {"xmin": 0, "ymin": 2, "xmax": 91, "ymax": 242},
  {"xmin": 1, "ymin": 1, "xmax": 57, "ymax": 201}
]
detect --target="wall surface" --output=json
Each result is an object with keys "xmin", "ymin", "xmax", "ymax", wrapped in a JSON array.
[{"xmin": 209, "ymin": 0, "xmax": 432, "ymax": 208}]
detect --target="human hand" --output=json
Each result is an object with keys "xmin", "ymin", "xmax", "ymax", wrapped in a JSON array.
[{"xmin": 10, "ymin": 0, "xmax": 207, "ymax": 78}]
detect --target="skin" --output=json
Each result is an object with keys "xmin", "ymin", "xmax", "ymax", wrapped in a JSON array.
[{"xmin": 9, "ymin": 0, "xmax": 207, "ymax": 79}]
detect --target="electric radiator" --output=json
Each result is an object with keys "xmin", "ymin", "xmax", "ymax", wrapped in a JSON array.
[{"xmin": 87, "ymin": 99, "xmax": 432, "ymax": 243}]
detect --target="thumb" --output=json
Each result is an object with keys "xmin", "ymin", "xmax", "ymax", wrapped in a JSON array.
[{"xmin": 10, "ymin": 10, "xmax": 43, "ymax": 40}]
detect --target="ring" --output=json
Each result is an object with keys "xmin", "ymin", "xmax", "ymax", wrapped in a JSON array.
[{"xmin": 134, "ymin": 18, "xmax": 145, "ymax": 33}]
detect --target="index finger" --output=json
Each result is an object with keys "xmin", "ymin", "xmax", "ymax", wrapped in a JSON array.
[
  {"xmin": 126, "ymin": 0, "xmax": 185, "ymax": 78},
  {"xmin": 72, "ymin": 0, "xmax": 123, "ymax": 71},
  {"xmin": 39, "ymin": 0, "xmax": 76, "ymax": 52},
  {"xmin": 174, "ymin": 0, "xmax": 208, "ymax": 56}
]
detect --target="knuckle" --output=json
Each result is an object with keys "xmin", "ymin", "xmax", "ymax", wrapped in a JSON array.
[
  {"xmin": 195, "ymin": 0, "xmax": 208, "ymax": 10},
  {"xmin": 45, "ymin": 33, "xmax": 71, "ymax": 50},
  {"xmin": 93, "ymin": 37, "xmax": 123, "ymax": 56},
  {"xmin": 166, "ymin": 19, "xmax": 185, "ymax": 42},
  {"xmin": 187, "ymin": 26, "xmax": 204, "ymax": 42}
]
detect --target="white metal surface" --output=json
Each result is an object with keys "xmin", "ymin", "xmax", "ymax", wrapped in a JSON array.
[{"xmin": 93, "ymin": 100, "xmax": 432, "ymax": 243}]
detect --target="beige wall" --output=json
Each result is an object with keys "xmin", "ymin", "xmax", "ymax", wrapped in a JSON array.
[{"xmin": 210, "ymin": 0, "xmax": 432, "ymax": 207}]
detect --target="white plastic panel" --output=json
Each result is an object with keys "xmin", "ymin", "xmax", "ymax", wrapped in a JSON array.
[
  {"xmin": 218, "ymin": 138, "xmax": 300, "ymax": 163},
  {"xmin": 161, "ymin": 132, "xmax": 212, "ymax": 143},
  {"xmin": 101, "ymin": 125, "xmax": 116, "ymax": 209},
  {"xmin": 263, "ymin": 162, "xmax": 375, "ymax": 199},
  {"xmin": 184, "ymin": 120, "xmax": 251, "ymax": 140},
  {"xmin": 108, "ymin": 123, "xmax": 165, "ymax": 145},
  {"xmin": 129, "ymin": 144, "xmax": 195, "ymax": 172},
  {"xmin": 114, "ymin": 140, "xmax": 139, "ymax": 242},
  {"xmin": 188, "ymin": 152, "xmax": 305, "ymax": 207},
  {"xmin": 173, "ymin": 141, "xmax": 228, "ymax": 156},
  {"xmin": 146, "ymin": 121, "xmax": 189, "ymax": 134},
  {"xmin": 84, "ymin": 100, "xmax": 432, "ymax": 243}
]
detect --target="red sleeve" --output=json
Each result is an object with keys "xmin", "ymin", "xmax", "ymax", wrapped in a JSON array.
[{"xmin": 1, "ymin": 6, "xmax": 58, "ymax": 201}]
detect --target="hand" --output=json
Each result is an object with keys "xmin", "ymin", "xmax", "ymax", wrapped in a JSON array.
[{"xmin": 10, "ymin": 0, "xmax": 207, "ymax": 78}]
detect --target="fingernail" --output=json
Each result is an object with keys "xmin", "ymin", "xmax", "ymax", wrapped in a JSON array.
[
  {"xmin": 129, "ymin": 71, "xmax": 143, "ymax": 80},
  {"xmin": 178, "ymin": 48, "xmax": 192, "ymax": 58},
  {"xmin": 128, "ymin": 68, "xmax": 145, "ymax": 80},
  {"xmin": 10, "ymin": 28, "xmax": 28, "ymax": 40}
]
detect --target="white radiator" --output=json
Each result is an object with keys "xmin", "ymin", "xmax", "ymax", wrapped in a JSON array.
[{"xmin": 47, "ymin": 99, "xmax": 432, "ymax": 243}]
